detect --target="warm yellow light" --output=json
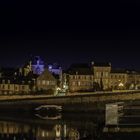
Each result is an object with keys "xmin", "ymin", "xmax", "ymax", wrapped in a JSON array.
[
  {"xmin": 118, "ymin": 82, "xmax": 124, "ymax": 87},
  {"xmin": 57, "ymin": 87, "xmax": 61, "ymax": 91}
]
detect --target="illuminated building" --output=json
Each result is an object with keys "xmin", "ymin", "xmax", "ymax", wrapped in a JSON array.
[
  {"xmin": 48, "ymin": 63, "xmax": 62, "ymax": 76},
  {"xmin": 64, "ymin": 62, "xmax": 140, "ymax": 92},
  {"xmin": 37, "ymin": 68, "xmax": 57, "ymax": 93},
  {"xmin": 65, "ymin": 64, "xmax": 94, "ymax": 92},
  {"xmin": 0, "ymin": 68, "xmax": 37, "ymax": 95},
  {"xmin": 92, "ymin": 62, "xmax": 111, "ymax": 90},
  {"xmin": 31, "ymin": 56, "xmax": 45, "ymax": 75}
]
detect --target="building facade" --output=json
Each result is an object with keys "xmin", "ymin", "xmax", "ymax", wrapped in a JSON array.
[
  {"xmin": 92, "ymin": 62, "xmax": 111, "ymax": 90},
  {"xmin": 64, "ymin": 62, "xmax": 140, "ymax": 92},
  {"xmin": 64, "ymin": 64, "xmax": 94, "ymax": 92},
  {"xmin": 37, "ymin": 69, "xmax": 57, "ymax": 92}
]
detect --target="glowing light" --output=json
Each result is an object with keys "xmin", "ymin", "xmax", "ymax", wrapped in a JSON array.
[
  {"xmin": 41, "ymin": 131, "xmax": 45, "ymax": 137},
  {"xmin": 57, "ymin": 87, "xmax": 61, "ymax": 91},
  {"xmin": 55, "ymin": 124, "xmax": 61, "ymax": 138},
  {"xmin": 118, "ymin": 82, "xmax": 124, "ymax": 87}
]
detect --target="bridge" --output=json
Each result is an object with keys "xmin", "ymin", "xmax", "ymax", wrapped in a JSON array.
[{"xmin": 0, "ymin": 90, "xmax": 140, "ymax": 112}]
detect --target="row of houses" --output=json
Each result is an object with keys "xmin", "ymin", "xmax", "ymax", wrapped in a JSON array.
[
  {"xmin": 63, "ymin": 62, "xmax": 140, "ymax": 92},
  {"xmin": 0, "ymin": 56, "xmax": 140, "ymax": 95},
  {"xmin": 0, "ymin": 67, "xmax": 57, "ymax": 95}
]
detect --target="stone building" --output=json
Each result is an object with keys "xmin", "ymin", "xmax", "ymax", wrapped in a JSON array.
[
  {"xmin": 92, "ymin": 62, "xmax": 111, "ymax": 90},
  {"xmin": 22, "ymin": 56, "xmax": 45, "ymax": 76},
  {"xmin": 48, "ymin": 63, "xmax": 63, "ymax": 89},
  {"xmin": 37, "ymin": 68, "xmax": 57, "ymax": 92},
  {"xmin": 64, "ymin": 64, "xmax": 94, "ymax": 92},
  {"xmin": 0, "ymin": 68, "xmax": 36, "ymax": 95},
  {"xmin": 110, "ymin": 69, "xmax": 128, "ymax": 90},
  {"xmin": 64, "ymin": 62, "xmax": 140, "ymax": 92}
]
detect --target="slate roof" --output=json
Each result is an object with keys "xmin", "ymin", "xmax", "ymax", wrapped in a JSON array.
[
  {"xmin": 37, "ymin": 69, "xmax": 56, "ymax": 81},
  {"xmin": 111, "ymin": 68, "xmax": 127, "ymax": 74},
  {"xmin": 66, "ymin": 63, "xmax": 94, "ymax": 75},
  {"xmin": 92, "ymin": 62, "xmax": 111, "ymax": 67}
]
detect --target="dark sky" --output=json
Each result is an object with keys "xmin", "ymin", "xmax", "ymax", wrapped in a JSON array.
[{"xmin": 0, "ymin": 1, "xmax": 140, "ymax": 69}]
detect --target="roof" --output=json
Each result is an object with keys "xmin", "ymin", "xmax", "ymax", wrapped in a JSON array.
[
  {"xmin": 66, "ymin": 63, "xmax": 94, "ymax": 75},
  {"xmin": 0, "ymin": 67, "xmax": 19, "ymax": 77},
  {"xmin": 92, "ymin": 62, "xmax": 111, "ymax": 67},
  {"xmin": 111, "ymin": 69, "xmax": 127, "ymax": 74},
  {"xmin": 37, "ymin": 69, "xmax": 56, "ymax": 81}
]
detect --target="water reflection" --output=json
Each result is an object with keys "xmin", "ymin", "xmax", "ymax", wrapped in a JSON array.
[{"xmin": 0, "ymin": 113, "xmax": 103, "ymax": 140}]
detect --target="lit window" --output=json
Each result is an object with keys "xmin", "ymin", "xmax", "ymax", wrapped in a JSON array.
[
  {"xmin": 42, "ymin": 80, "xmax": 46, "ymax": 85},
  {"xmin": 78, "ymin": 81, "xmax": 81, "ymax": 86},
  {"xmin": 72, "ymin": 82, "xmax": 75, "ymax": 86},
  {"xmin": 47, "ymin": 81, "xmax": 50, "ymax": 85},
  {"xmin": 8, "ymin": 80, "xmax": 10, "ymax": 84},
  {"xmin": 38, "ymin": 80, "xmax": 41, "ymax": 85}
]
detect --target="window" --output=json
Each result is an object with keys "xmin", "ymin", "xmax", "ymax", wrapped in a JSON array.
[
  {"xmin": 8, "ymin": 80, "xmax": 10, "ymax": 84},
  {"xmin": 2, "ymin": 85, "xmax": 5, "ymax": 89},
  {"xmin": 47, "ymin": 81, "xmax": 50, "ymax": 85},
  {"xmin": 22, "ymin": 86, "xmax": 25, "ymax": 90},
  {"xmin": 106, "ymin": 72, "xmax": 108, "ymax": 77},
  {"xmin": 15, "ymin": 86, "xmax": 18, "ymax": 90},
  {"xmin": 38, "ymin": 80, "xmax": 41, "ymax": 85},
  {"xmin": 42, "ymin": 80, "xmax": 46, "ymax": 85},
  {"xmin": 78, "ymin": 81, "xmax": 81, "ymax": 86},
  {"xmin": 72, "ymin": 82, "xmax": 75, "ymax": 86}
]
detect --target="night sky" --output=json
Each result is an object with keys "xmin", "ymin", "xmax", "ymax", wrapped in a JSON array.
[{"xmin": 0, "ymin": 1, "xmax": 140, "ymax": 69}]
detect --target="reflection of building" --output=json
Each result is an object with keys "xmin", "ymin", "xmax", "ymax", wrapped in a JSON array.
[{"xmin": 0, "ymin": 121, "xmax": 81, "ymax": 140}]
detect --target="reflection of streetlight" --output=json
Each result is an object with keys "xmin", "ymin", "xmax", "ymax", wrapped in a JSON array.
[{"xmin": 55, "ymin": 124, "xmax": 61, "ymax": 138}]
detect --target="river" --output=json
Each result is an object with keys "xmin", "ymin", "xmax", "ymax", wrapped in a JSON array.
[{"xmin": 0, "ymin": 112, "xmax": 139, "ymax": 140}]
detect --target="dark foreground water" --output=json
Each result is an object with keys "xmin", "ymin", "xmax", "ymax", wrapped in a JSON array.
[{"xmin": 0, "ymin": 112, "xmax": 140, "ymax": 140}]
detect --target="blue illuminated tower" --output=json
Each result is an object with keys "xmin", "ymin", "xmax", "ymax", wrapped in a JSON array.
[{"xmin": 31, "ymin": 56, "xmax": 45, "ymax": 75}]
